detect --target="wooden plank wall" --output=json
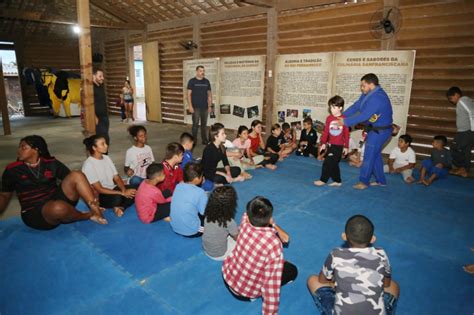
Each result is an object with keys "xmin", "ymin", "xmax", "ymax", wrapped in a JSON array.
[
  {"xmin": 277, "ymin": 0, "xmax": 382, "ymax": 54},
  {"xmin": 17, "ymin": 39, "xmax": 80, "ymax": 116},
  {"xmin": 103, "ymin": 38, "xmax": 127, "ymax": 115},
  {"xmin": 147, "ymin": 26, "xmax": 193, "ymax": 124},
  {"xmin": 397, "ymin": 0, "xmax": 474, "ymax": 158},
  {"xmin": 201, "ymin": 15, "xmax": 268, "ymax": 126}
]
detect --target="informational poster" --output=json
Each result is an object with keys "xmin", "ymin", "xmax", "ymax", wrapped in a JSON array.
[
  {"xmin": 334, "ymin": 50, "xmax": 416, "ymax": 153},
  {"xmin": 274, "ymin": 50, "xmax": 415, "ymax": 152},
  {"xmin": 183, "ymin": 58, "xmax": 220, "ymax": 126},
  {"xmin": 218, "ymin": 55, "xmax": 266, "ymax": 130},
  {"xmin": 274, "ymin": 53, "xmax": 334, "ymax": 138}
]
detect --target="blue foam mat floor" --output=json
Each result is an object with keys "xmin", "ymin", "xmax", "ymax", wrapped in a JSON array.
[{"xmin": 1, "ymin": 155, "xmax": 473, "ymax": 315}]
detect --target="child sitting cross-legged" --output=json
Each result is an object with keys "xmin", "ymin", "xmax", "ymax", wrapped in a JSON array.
[
  {"xmin": 170, "ymin": 162, "xmax": 208, "ymax": 237},
  {"xmin": 282, "ymin": 122, "xmax": 298, "ymax": 153},
  {"xmin": 158, "ymin": 142, "xmax": 184, "ymax": 197},
  {"xmin": 124, "ymin": 125, "xmax": 155, "ymax": 186},
  {"xmin": 383, "ymin": 134, "xmax": 416, "ymax": 184},
  {"xmin": 307, "ymin": 214, "xmax": 400, "ymax": 315},
  {"xmin": 180, "ymin": 132, "xmax": 198, "ymax": 170},
  {"xmin": 222, "ymin": 196, "xmax": 298, "ymax": 314},
  {"xmin": 135, "ymin": 163, "xmax": 172, "ymax": 224},
  {"xmin": 296, "ymin": 117, "xmax": 318, "ymax": 157},
  {"xmin": 417, "ymin": 135, "xmax": 452, "ymax": 186},
  {"xmin": 202, "ymin": 186, "xmax": 239, "ymax": 261},
  {"xmin": 266, "ymin": 123, "xmax": 293, "ymax": 161}
]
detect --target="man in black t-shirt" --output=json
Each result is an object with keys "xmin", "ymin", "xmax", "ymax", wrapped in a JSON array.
[
  {"xmin": 93, "ymin": 68, "xmax": 110, "ymax": 145},
  {"xmin": 187, "ymin": 65, "xmax": 212, "ymax": 145}
]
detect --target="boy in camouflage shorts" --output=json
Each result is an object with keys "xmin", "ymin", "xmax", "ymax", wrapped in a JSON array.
[{"xmin": 307, "ymin": 215, "xmax": 400, "ymax": 314}]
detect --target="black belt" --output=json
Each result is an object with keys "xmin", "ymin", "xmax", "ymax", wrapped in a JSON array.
[{"xmin": 364, "ymin": 125, "xmax": 392, "ymax": 134}]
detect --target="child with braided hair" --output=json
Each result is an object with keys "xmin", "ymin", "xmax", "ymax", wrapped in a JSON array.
[{"xmin": 202, "ymin": 186, "xmax": 239, "ymax": 260}]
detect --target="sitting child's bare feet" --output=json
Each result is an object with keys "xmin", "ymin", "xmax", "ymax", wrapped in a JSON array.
[
  {"xmin": 242, "ymin": 172, "xmax": 252, "ymax": 179},
  {"xmin": 422, "ymin": 179, "xmax": 432, "ymax": 186},
  {"xmin": 88, "ymin": 201, "xmax": 107, "ymax": 224},
  {"xmin": 233, "ymin": 175, "xmax": 246, "ymax": 182},
  {"xmin": 265, "ymin": 164, "xmax": 277, "ymax": 170},
  {"xmin": 90, "ymin": 214, "xmax": 108, "ymax": 225},
  {"xmin": 163, "ymin": 216, "xmax": 171, "ymax": 222},
  {"xmin": 463, "ymin": 264, "xmax": 474, "ymax": 274},
  {"xmin": 405, "ymin": 176, "xmax": 415, "ymax": 184},
  {"xmin": 113, "ymin": 207, "xmax": 124, "ymax": 217}
]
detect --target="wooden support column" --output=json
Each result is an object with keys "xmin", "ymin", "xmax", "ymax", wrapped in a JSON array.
[
  {"xmin": 77, "ymin": 0, "xmax": 96, "ymax": 135},
  {"xmin": 264, "ymin": 7, "xmax": 277, "ymax": 133},
  {"xmin": 381, "ymin": 0, "xmax": 399, "ymax": 50},
  {"xmin": 192, "ymin": 16, "xmax": 201, "ymax": 59},
  {"xmin": 0, "ymin": 58, "xmax": 11, "ymax": 135}
]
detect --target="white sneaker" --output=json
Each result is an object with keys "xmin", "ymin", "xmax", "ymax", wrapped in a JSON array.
[{"xmin": 329, "ymin": 182, "xmax": 342, "ymax": 187}]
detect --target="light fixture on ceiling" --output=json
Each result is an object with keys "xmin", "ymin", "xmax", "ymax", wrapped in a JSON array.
[{"xmin": 72, "ymin": 25, "xmax": 81, "ymax": 34}]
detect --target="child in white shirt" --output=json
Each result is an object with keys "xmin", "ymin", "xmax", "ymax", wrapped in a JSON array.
[{"xmin": 383, "ymin": 134, "xmax": 416, "ymax": 183}]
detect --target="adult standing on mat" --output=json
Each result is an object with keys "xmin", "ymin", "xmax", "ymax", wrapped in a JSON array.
[
  {"xmin": 446, "ymin": 86, "xmax": 474, "ymax": 178},
  {"xmin": 337, "ymin": 73, "xmax": 393, "ymax": 190},
  {"xmin": 187, "ymin": 65, "xmax": 212, "ymax": 145},
  {"xmin": 0, "ymin": 135, "xmax": 107, "ymax": 230},
  {"xmin": 93, "ymin": 68, "xmax": 110, "ymax": 145}
]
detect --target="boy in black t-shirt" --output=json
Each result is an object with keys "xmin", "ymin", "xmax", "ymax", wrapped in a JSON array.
[
  {"xmin": 266, "ymin": 123, "xmax": 292, "ymax": 160},
  {"xmin": 296, "ymin": 117, "xmax": 318, "ymax": 157}
]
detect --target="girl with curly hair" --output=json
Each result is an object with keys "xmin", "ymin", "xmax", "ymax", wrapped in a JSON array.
[{"xmin": 202, "ymin": 186, "xmax": 239, "ymax": 260}]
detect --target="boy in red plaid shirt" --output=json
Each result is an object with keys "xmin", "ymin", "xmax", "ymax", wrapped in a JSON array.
[{"xmin": 222, "ymin": 196, "xmax": 298, "ymax": 314}]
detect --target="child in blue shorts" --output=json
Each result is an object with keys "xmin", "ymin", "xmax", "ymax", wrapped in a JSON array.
[
  {"xmin": 307, "ymin": 215, "xmax": 400, "ymax": 315},
  {"xmin": 418, "ymin": 135, "xmax": 452, "ymax": 186}
]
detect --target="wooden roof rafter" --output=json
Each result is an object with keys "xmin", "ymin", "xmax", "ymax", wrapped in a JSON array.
[
  {"xmin": 0, "ymin": 7, "xmax": 143, "ymax": 29},
  {"xmin": 90, "ymin": 0, "xmax": 144, "ymax": 26},
  {"xmin": 161, "ymin": 1, "xmax": 187, "ymax": 19}
]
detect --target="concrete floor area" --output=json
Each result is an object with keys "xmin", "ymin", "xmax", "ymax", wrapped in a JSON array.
[{"xmin": 0, "ymin": 116, "xmax": 205, "ymax": 220}]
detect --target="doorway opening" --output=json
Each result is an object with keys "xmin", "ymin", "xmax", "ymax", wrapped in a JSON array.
[
  {"xmin": 131, "ymin": 45, "xmax": 146, "ymax": 121},
  {"xmin": 1, "ymin": 43, "xmax": 24, "ymax": 121}
]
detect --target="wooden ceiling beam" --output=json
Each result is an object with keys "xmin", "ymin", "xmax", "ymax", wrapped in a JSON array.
[
  {"xmin": 235, "ymin": 0, "xmax": 275, "ymax": 8},
  {"xmin": 0, "ymin": 8, "xmax": 143, "ymax": 29},
  {"xmin": 148, "ymin": 5, "xmax": 269, "ymax": 32},
  {"xmin": 90, "ymin": 0, "xmax": 145, "ymax": 26},
  {"xmin": 276, "ymin": 0, "xmax": 344, "ymax": 11}
]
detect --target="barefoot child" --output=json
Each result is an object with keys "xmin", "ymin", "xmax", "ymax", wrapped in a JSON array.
[
  {"xmin": 124, "ymin": 125, "xmax": 155, "ymax": 186},
  {"xmin": 248, "ymin": 120, "xmax": 278, "ymax": 170},
  {"xmin": 307, "ymin": 215, "xmax": 400, "ymax": 315},
  {"xmin": 282, "ymin": 122, "xmax": 297, "ymax": 153},
  {"xmin": 232, "ymin": 125, "xmax": 264, "ymax": 170},
  {"xmin": 82, "ymin": 135, "xmax": 136, "ymax": 217},
  {"xmin": 266, "ymin": 123, "xmax": 293, "ymax": 160},
  {"xmin": 314, "ymin": 96, "xmax": 349, "ymax": 187},
  {"xmin": 135, "ymin": 163, "xmax": 172, "ymax": 224},
  {"xmin": 383, "ymin": 134, "xmax": 416, "ymax": 184},
  {"xmin": 296, "ymin": 117, "xmax": 318, "ymax": 157},
  {"xmin": 202, "ymin": 123, "xmax": 244, "ymax": 185},
  {"xmin": 418, "ymin": 135, "xmax": 452, "ymax": 186},
  {"xmin": 202, "ymin": 186, "xmax": 239, "ymax": 260}
]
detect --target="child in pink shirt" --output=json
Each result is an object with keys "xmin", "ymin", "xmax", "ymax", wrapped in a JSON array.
[{"xmin": 135, "ymin": 163, "xmax": 172, "ymax": 223}]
